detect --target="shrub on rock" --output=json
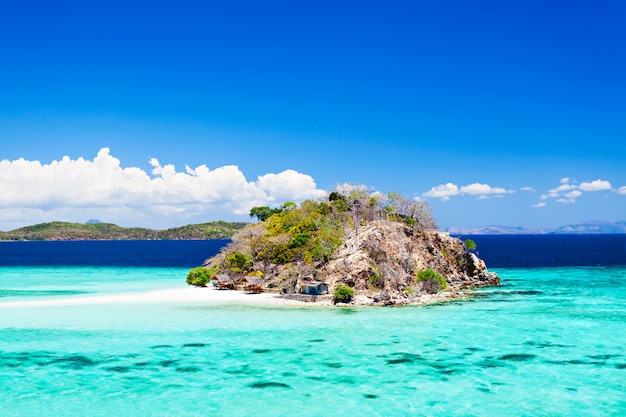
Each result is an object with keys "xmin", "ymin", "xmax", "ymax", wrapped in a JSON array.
[
  {"xmin": 464, "ymin": 239, "xmax": 477, "ymax": 251},
  {"xmin": 334, "ymin": 284, "xmax": 356, "ymax": 303},
  {"xmin": 186, "ymin": 266, "xmax": 214, "ymax": 287},
  {"xmin": 416, "ymin": 269, "xmax": 447, "ymax": 294}
]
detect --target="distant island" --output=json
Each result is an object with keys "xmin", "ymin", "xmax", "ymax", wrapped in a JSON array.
[
  {"xmin": 449, "ymin": 220, "xmax": 626, "ymax": 235},
  {"xmin": 0, "ymin": 221, "xmax": 248, "ymax": 241},
  {"xmin": 4, "ymin": 218, "xmax": 624, "ymax": 241},
  {"xmin": 193, "ymin": 189, "xmax": 500, "ymax": 306}
]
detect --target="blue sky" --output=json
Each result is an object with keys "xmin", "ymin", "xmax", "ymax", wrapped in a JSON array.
[{"xmin": 1, "ymin": 0, "xmax": 625, "ymax": 231}]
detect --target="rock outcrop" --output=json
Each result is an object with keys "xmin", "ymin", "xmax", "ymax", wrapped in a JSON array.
[
  {"xmin": 206, "ymin": 219, "xmax": 499, "ymax": 306},
  {"xmin": 304, "ymin": 221, "xmax": 498, "ymax": 305}
]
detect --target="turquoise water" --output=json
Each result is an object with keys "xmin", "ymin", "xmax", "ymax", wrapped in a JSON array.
[{"xmin": 1, "ymin": 266, "xmax": 625, "ymax": 416}]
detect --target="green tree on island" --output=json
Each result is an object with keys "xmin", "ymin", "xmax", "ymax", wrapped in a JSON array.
[
  {"xmin": 186, "ymin": 266, "xmax": 217, "ymax": 287},
  {"xmin": 224, "ymin": 251, "xmax": 254, "ymax": 274},
  {"xmin": 249, "ymin": 206, "xmax": 277, "ymax": 222},
  {"xmin": 249, "ymin": 201, "xmax": 297, "ymax": 222},
  {"xmin": 333, "ymin": 284, "xmax": 356, "ymax": 303},
  {"xmin": 464, "ymin": 239, "xmax": 477, "ymax": 252},
  {"xmin": 415, "ymin": 269, "xmax": 447, "ymax": 294}
]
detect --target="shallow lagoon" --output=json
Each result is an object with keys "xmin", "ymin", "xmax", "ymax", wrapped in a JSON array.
[{"xmin": 1, "ymin": 265, "xmax": 625, "ymax": 416}]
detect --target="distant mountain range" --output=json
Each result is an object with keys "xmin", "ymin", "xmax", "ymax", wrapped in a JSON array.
[
  {"xmin": 448, "ymin": 220, "xmax": 626, "ymax": 235},
  {"xmin": 0, "ymin": 221, "xmax": 249, "ymax": 241},
  {"xmin": 2, "ymin": 219, "xmax": 625, "ymax": 240}
]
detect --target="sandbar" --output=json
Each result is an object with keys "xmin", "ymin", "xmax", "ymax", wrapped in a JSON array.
[
  {"xmin": 0, "ymin": 286, "xmax": 327, "ymax": 308},
  {"xmin": 0, "ymin": 285, "xmax": 467, "ymax": 309}
]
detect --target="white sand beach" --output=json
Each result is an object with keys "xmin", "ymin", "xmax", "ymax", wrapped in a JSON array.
[
  {"xmin": 0, "ymin": 285, "xmax": 466, "ymax": 309},
  {"xmin": 0, "ymin": 286, "xmax": 329, "ymax": 309}
]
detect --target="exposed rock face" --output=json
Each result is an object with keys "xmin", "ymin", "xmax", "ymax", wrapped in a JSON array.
[
  {"xmin": 305, "ymin": 221, "xmax": 499, "ymax": 305},
  {"xmin": 209, "ymin": 220, "xmax": 500, "ymax": 306}
]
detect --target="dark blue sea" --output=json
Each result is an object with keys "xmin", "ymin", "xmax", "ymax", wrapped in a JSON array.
[
  {"xmin": 463, "ymin": 234, "xmax": 626, "ymax": 267},
  {"xmin": 0, "ymin": 239, "xmax": 230, "ymax": 267},
  {"xmin": 0, "ymin": 235, "xmax": 624, "ymax": 268}
]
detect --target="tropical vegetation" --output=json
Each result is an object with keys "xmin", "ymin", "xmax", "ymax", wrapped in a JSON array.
[
  {"xmin": 200, "ymin": 185, "xmax": 439, "ymax": 295},
  {"xmin": 0, "ymin": 221, "xmax": 248, "ymax": 241},
  {"xmin": 415, "ymin": 269, "xmax": 448, "ymax": 293},
  {"xmin": 186, "ymin": 266, "xmax": 218, "ymax": 287},
  {"xmin": 333, "ymin": 284, "xmax": 356, "ymax": 303},
  {"xmin": 463, "ymin": 239, "xmax": 477, "ymax": 251}
]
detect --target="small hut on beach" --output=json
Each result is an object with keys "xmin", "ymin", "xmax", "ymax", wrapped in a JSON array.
[
  {"xmin": 243, "ymin": 276, "xmax": 264, "ymax": 293},
  {"xmin": 214, "ymin": 274, "xmax": 237, "ymax": 290},
  {"xmin": 298, "ymin": 281, "xmax": 329, "ymax": 296}
]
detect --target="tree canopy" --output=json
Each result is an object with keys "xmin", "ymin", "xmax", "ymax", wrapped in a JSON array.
[
  {"xmin": 249, "ymin": 201, "xmax": 298, "ymax": 222},
  {"xmin": 215, "ymin": 185, "xmax": 437, "ymax": 274}
]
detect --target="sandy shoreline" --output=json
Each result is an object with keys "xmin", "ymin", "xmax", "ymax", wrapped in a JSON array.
[
  {"xmin": 0, "ymin": 286, "xmax": 328, "ymax": 308},
  {"xmin": 0, "ymin": 285, "xmax": 468, "ymax": 309}
]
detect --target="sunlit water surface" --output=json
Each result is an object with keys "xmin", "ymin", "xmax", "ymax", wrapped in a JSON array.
[{"xmin": 1, "ymin": 264, "xmax": 624, "ymax": 416}]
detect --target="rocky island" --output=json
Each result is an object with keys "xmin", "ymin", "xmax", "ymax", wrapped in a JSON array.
[{"xmin": 194, "ymin": 187, "xmax": 500, "ymax": 306}]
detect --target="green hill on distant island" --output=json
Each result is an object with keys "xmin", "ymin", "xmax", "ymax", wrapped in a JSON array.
[{"xmin": 0, "ymin": 221, "xmax": 248, "ymax": 241}]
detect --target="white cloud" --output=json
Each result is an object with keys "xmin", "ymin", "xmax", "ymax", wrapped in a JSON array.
[
  {"xmin": 564, "ymin": 190, "xmax": 582, "ymax": 199},
  {"xmin": 542, "ymin": 178, "xmax": 586, "ymax": 203},
  {"xmin": 532, "ymin": 202, "xmax": 547, "ymax": 208},
  {"xmin": 423, "ymin": 182, "xmax": 513, "ymax": 201},
  {"xmin": 618, "ymin": 186, "xmax": 626, "ymax": 195},
  {"xmin": 0, "ymin": 148, "xmax": 325, "ymax": 229},
  {"xmin": 256, "ymin": 170, "xmax": 327, "ymax": 203},
  {"xmin": 371, "ymin": 191, "xmax": 387, "ymax": 200},
  {"xmin": 539, "ymin": 178, "xmax": 612, "ymax": 208},
  {"xmin": 423, "ymin": 183, "xmax": 459, "ymax": 201},
  {"xmin": 579, "ymin": 179, "xmax": 612, "ymax": 191},
  {"xmin": 555, "ymin": 184, "xmax": 577, "ymax": 192},
  {"xmin": 333, "ymin": 183, "xmax": 370, "ymax": 195},
  {"xmin": 548, "ymin": 183, "xmax": 577, "ymax": 197},
  {"xmin": 459, "ymin": 183, "xmax": 510, "ymax": 196},
  {"xmin": 521, "ymin": 186, "xmax": 535, "ymax": 192}
]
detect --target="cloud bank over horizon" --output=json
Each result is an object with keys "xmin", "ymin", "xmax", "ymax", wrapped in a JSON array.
[
  {"xmin": 1, "ymin": 149, "xmax": 624, "ymax": 231},
  {"xmin": 538, "ymin": 177, "xmax": 615, "ymax": 205},
  {"xmin": 0, "ymin": 148, "xmax": 326, "ymax": 230},
  {"xmin": 423, "ymin": 176, "xmax": 623, "ymax": 210}
]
